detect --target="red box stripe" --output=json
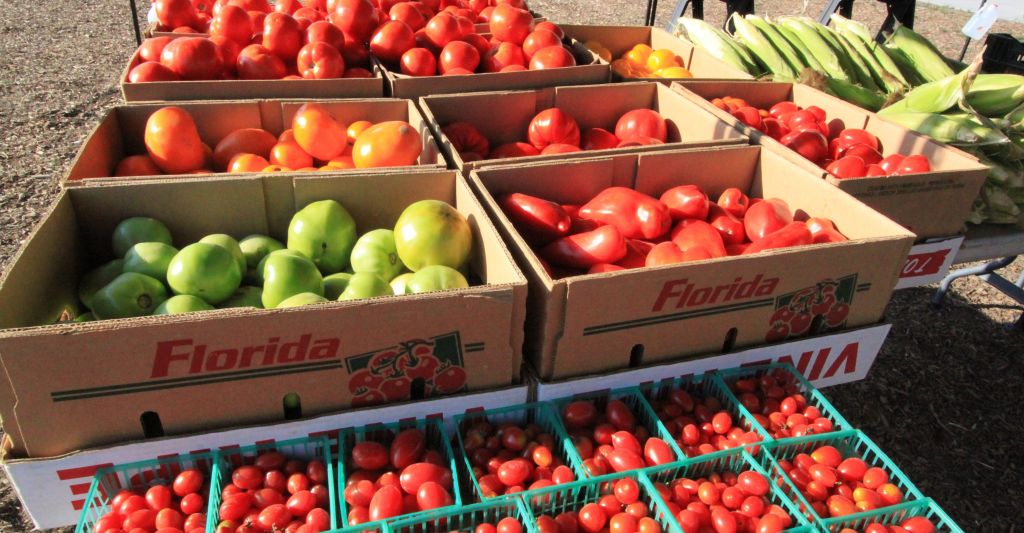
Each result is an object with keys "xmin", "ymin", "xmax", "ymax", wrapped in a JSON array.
[{"xmin": 57, "ymin": 463, "xmax": 113, "ymax": 481}]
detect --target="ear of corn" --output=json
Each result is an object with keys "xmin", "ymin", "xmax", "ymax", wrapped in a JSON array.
[
  {"xmin": 966, "ymin": 74, "xmax": 1024, "ymax": 117},
  {"xmin": 777, "ymin": 17, "xmax": 852, "ymax": 82},
  {"xmin": 879, "ymin": 61, "xmax": 978, "ymax": 115},
  {"xmin": 800, "ymin": 70, "xmax": 885, "ymax": 111},
  {"xmin": 745, "ymin": 15, "xmax": 807, "ymax": 73},
  {"xmin": 831, "ymin": 14, "xmax": 911, "ymax": 89},
  {"xmin": 676, "ymin": 17, "xmax": 758, "ymax": 75},
  {"xmin": 830, "ymin": 21, "xmax": 903, "ymax": 93},
  {"xmin": 834, "ymin": 32, "xmax": 882, "ymax": 92},
  {"xmin": 770, "ymin": 17, "xmax": 825, "ymax": 72},
  {"xmin": 885, "ymin": 25, "xmax": 956, "ymax": 84},
  {"xmin": 876, "ymin": 111, "xmax": 985, "ymax": 144},
  {"xmin": 730, "ymin": 13, "xmax": 797, "ymax": 79},
  {"xmin": 797, "ymin": 17, "xmax": 862, "ymax": 83}
]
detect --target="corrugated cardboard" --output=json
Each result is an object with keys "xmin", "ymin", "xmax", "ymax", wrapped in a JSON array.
[
  {"xmin": 470, "ymin": 146, "xmax": 915, "ymax": 380},
  {"xmin": 671, "ymin": 81, "xmax": 990, "ymax": 239},
  {"xmin": 0, "ymin": 171, "xmax": 527, "ymax": 458},
  {"xmin": 380, "ymin": 38, "xmax": 609, "ymax": 99},
  {"xmin": 419, "ymin": 82, "xmax": 747, "ymax": 172},
  {"xmin": 63, "ymin": 98, "xmax": 444, "ymax": 186},
  {"xmin": 3, "ymin": 383, "xmax": 530, "ymax": 529},
  {"xmin": 561, "ymin": 25, "xmax": 754, "ymax": 82},
  {"xmin": 121, "ymin": 34, "xmax": 384, "ymax": 101}
]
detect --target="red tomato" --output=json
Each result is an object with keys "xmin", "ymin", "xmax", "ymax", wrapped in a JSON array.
[
  {"xmin": 424, "ymin": 12, "xmax": 462, "ymax": 48},
  {"xmin": 529, "ymin": 45, "xmax": 575, "ymax": 69},
  {"xmin": 660, "ymin": 184, "xmax": 708, "ymax": 221},
  {"xmin": 443, "ymin": 121, "xmax": 490, "ymax": 159},
  {"xmin": 180, "ymin": 492, "xmax": 205, "ymax": 514},
  {"xmin": 219, "ymin": 493, "xmax": 252, "ymax": 521},
  {"xmin": 643, "ymin": 438, "xmax": 675, "ymax": 466},
  {"xmin": 286, "ymin": 490, "xmax": 317, "ymax": 517},
  {"xmin": 399, "ymin": 462, "xmax": 452, "ymax": 494},
  {"xmin": 489, "ymin": 142, "xmax": 540, "ymax": 159},
  {"xmin": 578, "ymin": 503, "xmax": 607, "ymax": 533},
  {"xmin": 211, "ymin": 4, "xmax": 253, "ymax": 44},
  {"xmin": 780, "ymin": 129, "xmax": 828, "ymax": 164},
  {"xmin": 370, "ymin": 20, "xmax": 416, "ymax": 63},
  {"xmin": 893, "ymin": 154, "xmax": 931, "ymax": 175},
  {"xmin": 386, "ymin": 429, "xmax": 424, "ymax": 470},
  {"xmin": 717, "ymin": 187, "xmax": 749, "ymax": 218},
  {"xmin": 498, "ymin": 518, "xmax": 523, "ymax": 533},
  {"xmin": 615, "ymin": 109, "xmax": 668, "ymax": 143},
  {"xmin": 140, "ymin": 36, "xmax": 175, "ymax": 62},
  {"xmin": 805, "ymin": 217, "xmax": 848, "ymax": 243},
  {"xmin": 146, "ymin": 485, "xmax": 172, "ymax": 510},
  {"xmin": 257, "ymin": 504, "xmax": 292, "ymax": 530},
  {"xmin": 528, "ymin": 108, "xmax": 580, "ymax": 150},
  {"xmin": 839, "ymin": 143, "xmax": 883, "ymax": 165},
  {"xmin": 440, "ymin": 40, "xmax": 480, "ymax": 73},
  {"xmin": 744, "ymin": 198, "xmax": 793, "ymax": 241},
  {"xmin": 768, "ymin": 101, "xmax": 799, "ymax": 118},
  {"xmin": 160, "ymin": 37, "xmax": 222, "ymax": 80},
  {"xmin": 390, "ymin": 3, "xmax": 426, "ymax": 31},
  {"xmin": 129, "ymin": 62, "xmax": 181, "ymax": 82},
  {"xmin": 497, "ymin": 458, "xmax": 532, "ymax": 486},
  {"xmin": 307, "ymin": 20, "xmax": 347, "ymax": 50},
  {"xmin": 500, "ymin": 193, "xmax": 571, "ymax": 243},
  {"xmin": 156, "ymin": 0, "xmax": 197, "ymax": 28},
  {"xmin": 606, "ymin": 449, "xmax": 645, "ymax": 472},
  {"xmin": 732, "ymin": 106, "xmax": 764, "ymax": 130},
  {"xmin": 562, "ymin": 400, "xmax": 598, "ymax": 429},
  {"xmin": 581, "ymin": 127, "xmax": 619, "ymax": 150},
  {"xmin": 541, "ymin": 143, "xmax": 581, "ymax": 155},
  {"xmin": 352, "ymin": 441, "xmax": 390, "ymax": 470},
  {"xmin": 836, "ymin": 128, "xmax": 880, "ymax": 151},
  {"xmin": 488, "ymin": 4, "xmax": 533, "ymax": 44},
  {"xmin": 542, "ymin": 225, "xmax": 627, "ymax": 269},
  {"xmin": 210, "ymin": 34, "xmax": 242, "ymax": 72},
  {"xmin": 400, "ymin": 47, "xmax": 437, "ymax": 76},
  {"xmin": 535, "ymin": 21, "xmax": 564, "ymax": 39},
  {"xmin": 826, "ymin": 155, "xmax": 868, "ymax": 180},
  {"xmin": 671, "ymin": 219, "xmax": 727, "ymax": 258},
  {"xmin": 877, "ymin": 153, "xmax": 906, "ymax": 174},
  {"xmin": 262, "ymin": 12, "xmax": 303, "ymax": 60},
  {"xmin": 232, "ymin": 465, "xmax": 263, "ymax": 490},
  {"xmin": 369, "ymin": 484, "xmax": 404, "ymax": 521},
  {"xmin": 707, "ymin": 204, "xmax": 745, "ymax": 245},
  {"xmin": 297, "ymin": 42, "xmax": 345, "ymax": 78},
  {"xmin": 237, "ymin": 43, "xmax": 287, "ymax": 79},
  {"xmin": 288, "ymin": 473, "xmax": 311, "ymax": 494},
  {"xmin": 332, "ymin": 0, "xmax": 380, "ymax": 42},
  {"xmin": 522, "ymin": 29, "xmax": 561, "ymax": 58},
  {"xmin": 483, "ymin": 42, "xmax": 526, "ymax": 71}
]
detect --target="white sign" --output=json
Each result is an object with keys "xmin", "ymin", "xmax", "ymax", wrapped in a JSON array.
[
  {"xmin": 894, "ymin": 236, "xmax": 964, "ymax": 290},
  {"xmin": 963, "ymin": 3, "xmax": 1000, "ymax": 40}
]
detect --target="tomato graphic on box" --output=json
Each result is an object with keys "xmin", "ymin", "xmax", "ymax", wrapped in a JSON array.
[
  {"xmin": 765, "ymin": 275, "xmax": 856, "ymax": 342},
  {"xmin": 345, "ymin": 331, "xmax": 469, "ymax": 407}
]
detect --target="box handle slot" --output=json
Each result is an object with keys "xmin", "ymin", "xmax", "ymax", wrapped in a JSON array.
[
  {"xmin": 629, "ymin": 344, "xmax": 644, "ymax": 367},
  {"xmin": 283, "ymin": 392, "xmax": 302, "ymax": 420},
  {"xmin": 140, "ymin": 411, "xmax": 164, "ymax": 439},
  {"xmin": 722, "ymin": 327, "xmax": 738, "ymax": 353}
]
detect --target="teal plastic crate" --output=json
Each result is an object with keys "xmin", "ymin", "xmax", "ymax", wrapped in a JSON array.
[
  {"xmin": 638, "ymin": 372, "xmax": 771, "ymax": 458},
  {"xmin": 389, "ymin": 495, "xmax": 531, "ymax": 533},
  {"xmin": 208, "ymin": 436, "xmax": 336, "ymax": 531},
  {"xmin": 715, "ymin": 363, "xmax": 853, "ymax": 442},
  {"xmin": 819, "ymin": 498, "xmax": 963, "ymax": 532},
  {"xmin": 75, "ymin": 451, "xmax": 217, "ymax": 533},
  {"xmin": 643, "ymin": 448, "xmax": 813, "ymax": 531},
  {"xmin": 519, "ymin": 470, "xmax": 682, "ymax": 533},
  {"xmin": 454, "ymin": 402, "xmax": 586, "ymax": 502},
  {"xmin": 549, "ymin": 386, "xmax": 684, "ymax": 477},
  {"xmin": 336, "ymin": 520, "xmax": 391, "ymax": 533},
  {"xmin": 337, "ymin": 417, "xmax": 461, "ymax": 527},
  {"xmin": 759, "ymin": 430, "xmax": 925, "ymax": 525}
]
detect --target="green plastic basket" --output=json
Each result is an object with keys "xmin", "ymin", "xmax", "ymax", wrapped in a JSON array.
[
  {"xmin": 549, "ymin": 386, "xmax": 684, "ymax": 477},
  {"xmin": 389, "ymin": 495, "xmax": 531, "ymax": 533},
  {"xmin": 643, "ymin": 448, "xmax": 813, "ymax": 531},
  {"xmin": 819, "ymin": 498, "xmax": 963, "ymax": 532},
  {"xmin": 758, "ymin": 430, "xmax": 925, "ymax": 525},
  {"xmin": 519, "ymin": 470, "xmax": 682, "ymax": 533},
  {"xmin": 337, "ymin": 417, "xmax": 461, "ymax": 527},
  {"xmin": 208, "ymin": 436, "xmax": 336, "ymax": 531},
  {"xmin": 714, "ymin": 363, "xmax": 853, "ymax": 442},
  {"xmin": 637, "ymin": 372, "xmax": 772, "ymax": 458},
  {"xmin": 75, "ymin": 451, "xmax": 217, "ymax": 533},
  {"xmin": 335, "ymin": 520, "xmax": 391, "ymax": 533},
  {"xmin": 454, "ymin": 402, "xmax": 586, "ymax": 503}
]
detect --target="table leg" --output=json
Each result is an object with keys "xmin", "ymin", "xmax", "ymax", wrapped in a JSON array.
[
  {"xmin": 129, "ymin": 0, "xmax": 142, "ymax": 46},
  {"xmin": 932, "ymin": 256, "xmax": 1024, "ymax": 327}
]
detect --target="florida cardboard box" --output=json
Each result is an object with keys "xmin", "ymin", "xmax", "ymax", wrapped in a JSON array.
[
  {"xmin": 121, "ymin": 34, "xmax": 384, "ymax": 102},
  {"xmin": 3, "ymin": 383, "xmax": 530, "ymax": 530},
  {"xmin": 469, "ymin": 146, "xmax": 914, "ymax": 380},
  {"xmin": 420, "ymin": 82, "xmax": 747, "ymax": 172},
  {"xmin": 672, "ymin": 80, "xmax": 989, "ymax": 239},
  {"xmin": 0, "ymin": 170, "xmax": 526, "ymax": 458},
  {"xmin": 561, "ymin": 25, "xmax": 754, "ymax": 82},
  {"xmin": 380, "ymin": 38, "xmax": 608, "ymax": 99},
  {"xmin": 64, "ymin": 98, "xmax": 444, "ymax": 186}
]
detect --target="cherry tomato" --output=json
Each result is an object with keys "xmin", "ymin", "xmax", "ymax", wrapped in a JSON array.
[
  {"xmin": 578, "ymin": 503, "xmax": 607, "ymax": 533},
  {"xmin": 613, "ymin": 478, "xmax": 640, "ymax": 505},
  {"xmin": 352, "ymin": 441, "xmax": 389, "ymax": 470}
]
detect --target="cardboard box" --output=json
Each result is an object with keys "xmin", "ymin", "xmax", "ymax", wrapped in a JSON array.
[
  {"xmin": 0, "ymin": 170, "xmax": 527, "ymax": 459},
  {"xmin": 561, "ymin": 25, "xmax": 754, "ymax": 81},
  {"xmin": 671, "ymin": 81, "xmax": 990, "ymax": 239},
  {"xmin": 380, "ymin": 39, "xmax": 609, "ymax": 99},
  {"xmin": 63, "ymin": 98, "xmax": 444, "ymax": 186},
  {"xmin": 2, "ymin": 383, "xmax": 530, "ymax": 529},
  {"xmin": 419, "ymin": 82, "xmax": 747, "ymax": 172},
  {"xmin": 121, "ymin": 34, "xmax": 384, "ymax": 101},
  {"xmin": 469, "ymin": 146, "xmax": 914, "ymax": 380}
]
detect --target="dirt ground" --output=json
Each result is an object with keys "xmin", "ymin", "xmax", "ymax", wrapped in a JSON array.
[{"xmin": 0, "ymin": 0, "xmax": 1022, "ymax": 530}]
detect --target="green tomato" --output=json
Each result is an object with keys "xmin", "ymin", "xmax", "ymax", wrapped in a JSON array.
[
  {"xmin": 323, "ymin": 273, "xmax": 354, "ymax": 300},
  {"xmin": 394, "ymin": 200, "xmax": 472, "ymax": 271},
  {"xmin": 91, "ymin": 272, "xmax": 169, "ymax": 319},
  {"xmin": 288, "ymin": 199, "xmax": 357, "ymax": 274},
  {"xmin": 167, "ymin": 243, "xmax": 242, "ymax": 304},
  {"xmin": 74, "ymin": 312, "xmax": 95, "ymax": 323},
  {"xmin": 199, "ymin": 234, "xmax": 247, "ymax": 278},
  {"xmin": 217, "ymin": 286, "xmax": 264, "ymax": 309},
  {"xmin": 277, "ymin": 292, "xmax": 330, "ymax": 308},
  {"xmin": 262, "ymin": 252, "xmax": 324, "ymax": 309},
  {"xmin": 239, "ymin": 234, "xmax": 284, "ymax": 269},
  {"xmin": 351, "ymin": 229, "xmax": 406, "ymax": 282},
  {"xmin": 338, "ymin": 272, "xmax": 392, "ymax": 301},
  {"xmin": 78, "ymin": 259, "xmax": 124, "ymax": 309},
  {"xmin": 123, "ymin": 242, "xmax": 178, "ymax": 283},
  {"xmin": 390, "ymin": 272, "xmax": 414, "ymax": 295},
  {"xmin": 112, "ymin": 217, "xmax": 173, "ymax": 257},
  {"xmin": 154, "ymin": 294, "xmax": 215, "ymax": 315},
  {"xmin": 406, "ymin": 265, "xmax": 469, "ymax": 294},
  {"xmin": 255, "ymin": 249, "xmax": 307, "ymax": 285}
]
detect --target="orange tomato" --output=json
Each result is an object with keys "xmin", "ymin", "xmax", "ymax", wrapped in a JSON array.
[
  {"xmin": 114, "ymin": 154, "xmax": 163, "ymax": 177},
  {"xmin": 270, "ymin": 140, "xmax": 314, "ymax": 169},
  {"xmin": 228, "ymin": 153, "xmax": 271, "ymax": 172},
  {"xmin": 346, "ymin": 120, "xmax": 372, "ymax": 143},
  {"xmin": 261, "ymin": 165, "xmax": 291, "ymax": 172},
  {"xmin": 144, "ymin": 106, "xmax": 206, "ymax": 174},
  {"xmin": 212, "ymin": 127, "xmax": 278, "ymax": 171},
  {"xmin": 326, "ymin": 155, "xmax": 355, "ymax": 169},
  {"xmin": 292, "ymin": 103, "xmax": 347, "ymax": 160},
  {"xmin": 279, "ymin": 128, "xmax": 295, "ymax": 142},
  {"xmin": 351, "ymin": 121, "xmax": 421, "ymax": 168}
]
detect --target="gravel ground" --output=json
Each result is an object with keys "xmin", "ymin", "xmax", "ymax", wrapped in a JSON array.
[{"xmin": 0, "ymin": 0, "xmax": 1022, "ymax": 530}]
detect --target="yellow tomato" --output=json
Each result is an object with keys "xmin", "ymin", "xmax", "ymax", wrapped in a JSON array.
[
  {"xmin": 647, "ymin": 49, "xmax": 683, "ymax": 72},
  {"xmin": 656, "ymin": 66, "xmax": 693, "ymax": 78},
  {"xmin": 584, "ymin": 40, "xmax": 612, "ymax": 62}
]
